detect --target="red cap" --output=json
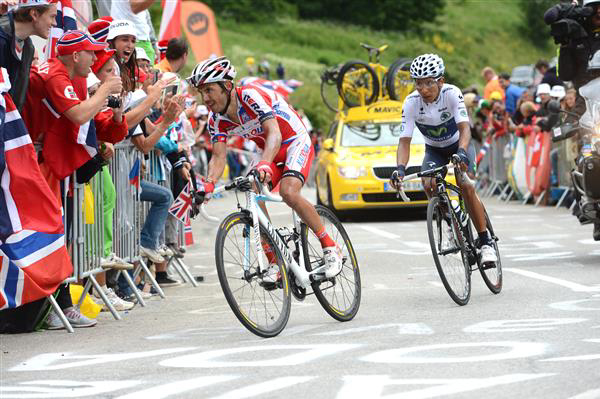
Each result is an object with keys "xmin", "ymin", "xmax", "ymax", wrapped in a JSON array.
[
  {"xmin": 56, "ymin": 30, "xmax": 107, "ymax": 56},
  {"xmin": 87, "ymin": 16, "xmax": 113, "ymax": 43},
  {"xmin": 157, "ymin": 39, "xmax": 168, "ymax": 61},
  {"xmin": 91, "ymin": 49, "xmax": 116, "ymax": 74}
]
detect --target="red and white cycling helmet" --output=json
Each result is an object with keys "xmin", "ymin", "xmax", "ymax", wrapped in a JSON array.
[
  {"xmin": 187, "ymin": 56, "xmax": 237, "ymax": 87},
  {"xmin": 409, "ymin": 53, "xmax": 445, "ymax": 79}
]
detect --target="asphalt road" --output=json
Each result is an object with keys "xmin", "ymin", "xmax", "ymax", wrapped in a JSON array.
[{"xmin": 1, "ymin": 188, "xmax": 600, "ymax": 399}]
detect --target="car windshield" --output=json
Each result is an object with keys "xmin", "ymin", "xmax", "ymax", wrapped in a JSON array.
[{"xmin": 340, "ymin": 122, "xmax": 425, "ymax": 147}]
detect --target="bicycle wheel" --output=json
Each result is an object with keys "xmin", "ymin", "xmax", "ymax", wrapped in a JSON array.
[
  {"xmin": 336, "ymin": 60, "xmax": 379, "ymax": 108},
  {"xmin": 321, "ymin": 68, "xmax": 341, "ymax": 113},
  {"xmin": 478, "ymin": 209, "xmax": 503, "ymax": 294},
  {"xmin": 300, "ymin": 205, "xmax": 361, "ymax": 321},
  {"xmin": 386, "ymin": 58, "xmax": 413, "ymax": 101},
  {"xmin": 215, "ymin": 212, "xmax": 291, "ymax": 338},
  {"xmin": 427, "ymin": 196, "xmax": 471, "ymax": 306}
]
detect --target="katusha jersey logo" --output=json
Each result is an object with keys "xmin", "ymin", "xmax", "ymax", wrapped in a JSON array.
[
  {"xmin": 64, "ymin": 86, "xmax": 78, "ymax": 100},
  {"xmin": 440, "ymin": 111, "xmax": 451, "ymax": 122}
]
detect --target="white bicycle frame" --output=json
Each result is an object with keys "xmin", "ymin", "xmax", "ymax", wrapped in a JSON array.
[{"xmin": 212, "ymin": 176, "xmax": 325, "ymax": 288}]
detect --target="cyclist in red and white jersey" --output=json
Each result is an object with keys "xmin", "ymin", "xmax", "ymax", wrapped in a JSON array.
[{"xmin": 187, "ymin": 56, "xmax": 343, "ymax": 279}]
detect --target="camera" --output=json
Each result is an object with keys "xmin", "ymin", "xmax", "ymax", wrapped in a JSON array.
[
  {"xmin": 107, "ymin": 95, "xmax": 122, "ymax": 109},
  {"xmin": 545, "ymin": 3, "xmax": 594, "ymax": 45}
]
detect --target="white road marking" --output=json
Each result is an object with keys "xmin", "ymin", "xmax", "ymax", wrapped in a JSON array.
[
  {"xmin": 567, "ymin": 388, "xmax": 600, "ymax": 399},
  {"xmin": 315, "ymin": 323, "xmax": 434, "ymax": 336},
  {"xmin": 358, "ymin": 225, "xmax": 400, "ymax": 240},
  {"xmin": 160, "ymin": 344, "xmax": 361, "ymax": 368},
  {"xmin": 463, "ymin": 318, "xmax": 587, "ymax": 333},
  {"xmin": 10, "ymin": 348, "xmax": 196, "ymax": 371},
  {"xmin": 0, "ymin": 380, "xmax": 141, "ymax": 399},
  {"xmin": 116, "ymin": 376, "xmax": 237, "ymax": 399},
  {"xmin": 428, "ymin": 281, "xmax": 444, "ymax": 288},
  {"xmin": 361, "ymin": 341, "xmax": 547, "ymax": 364},
  {"xmin": 505, "ymin": 268, "xmax": 600, "ymax": 292},
  {"xmin": 512, "ymin": 234, "xmax": 569, "ymax": 241},
  {"xmin": 549, "ymin": 299, "xmax": 600, "ymax": 311},
  {"xmin": 504, "ymin": 252, "xmax": 574, "ymax": 261},
  {"xmin": 336, "ymin": 374, "xmax": 554, "ymax": 399},
  {"xmin": 207, "ymin": 377, "xmax": 315, "ymax": 399}
]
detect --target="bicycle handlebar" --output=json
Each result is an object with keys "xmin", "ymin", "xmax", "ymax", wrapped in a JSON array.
[
  {"xmin": 210, "ymin": 175, "xmax": 283, "ymax": 202},
  {"xmin": 396, "ymin": 155, "xmax": 463, "ymax": 202}
]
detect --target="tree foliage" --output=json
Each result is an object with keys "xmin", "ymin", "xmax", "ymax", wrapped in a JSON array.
[
  {"xmin": 520, "ymin": 0, "xmax": 556, "ymax": 48},
  {"xmin": 201, "ymin": 0, "xmax": 297, "ymax": 23},
  {"xmin": 292, "ymin": 0, "xmax": 446, "ymax": 32}
]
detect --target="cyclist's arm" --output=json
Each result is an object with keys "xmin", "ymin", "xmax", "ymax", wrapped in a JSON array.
[
  {"xmin": 396, "ymin": 137, "xmax": 412, "ymax": 167},
  {"xmin": 260, "ymin": 118, "xmax": 282, "ymax": 162},
  {"xmin": 457, "ymin": 121, "xmax": 471, "ymax": 151},
  {"xmin": 207, "ymin": 141, "xmax": 227, "ymax": 182}
]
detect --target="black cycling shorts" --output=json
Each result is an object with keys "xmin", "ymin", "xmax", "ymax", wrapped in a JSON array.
[{"xmin": 421, "ymin": 142, "xmax": 476, "ymax": 176}]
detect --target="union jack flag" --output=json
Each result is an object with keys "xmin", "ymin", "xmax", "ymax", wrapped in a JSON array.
[
  {"xmin": 0, "ymin": 68, "xmax": 72, "ymax": 309},
  {"xmin": 46, "ymin": 0, "xmax": 77, "ymax": 60},
  {"xmin": 168, "ymin": 181, "xmax": 192, "ymax": 224}
]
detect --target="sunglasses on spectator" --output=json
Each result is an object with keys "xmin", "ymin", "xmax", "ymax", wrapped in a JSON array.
[{"xmin": 414, "ymin": 78, "xmax": 441, "ymax": 89}]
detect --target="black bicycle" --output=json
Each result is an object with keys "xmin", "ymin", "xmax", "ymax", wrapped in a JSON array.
[{"xmin": 397, "ymin": 156, "xmax": 502, "ymax": 305}]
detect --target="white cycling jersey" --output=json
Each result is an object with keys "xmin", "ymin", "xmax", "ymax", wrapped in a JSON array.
[{"xmin": 399, "ymin": 83, "xmax": 470, "ymax": 148}]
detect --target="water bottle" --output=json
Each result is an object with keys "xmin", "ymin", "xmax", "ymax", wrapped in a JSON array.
[{"xmin": 451, "ymin": 200, "xmax": 468, "ymax": 227}]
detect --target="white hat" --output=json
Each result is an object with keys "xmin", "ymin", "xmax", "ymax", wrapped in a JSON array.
[
  {"xmin": 107, "ymin": 20, "xmax": 137, "ymax": 41},
  {"xmin": 86, "ymin": 72, "xmax": 100, "ymax": 90},
  {"xmin": 17, "ymin": 0, "xmax": 49, "ymax": 8},
  {"xmin": 135, "ymin": 47, "xmax": 150, "ymax": 62},
  {"xmin": 550, "ymin": 85, "xmax": 566, "ymax": 99},
  {"xmin": 536, "ymin": 83, "xmax": 551, "ymax": 96}
]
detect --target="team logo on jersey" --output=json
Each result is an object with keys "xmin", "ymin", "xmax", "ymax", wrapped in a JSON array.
[
  {"xmin": 428, "ymin": 126, "xmax": 447, "ymax": 137},
  {"xmin": 460, "ymin": 109, "xmax": 468, "ymax": 117},
  {"xmin": 239, "ymin": 108, "xmax": 251, "ymax": 123},
  {"xmin": 440, "ymin": 111, "xmax": 451, "ymax": 122},
  {"xmin": 64, "ymin": 86, "xmax": 78, "ymax": 100}
]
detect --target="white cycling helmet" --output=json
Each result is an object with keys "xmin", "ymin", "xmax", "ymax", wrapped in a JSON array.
[
  {"xmin": 409, "ymin": 53, "xmax": 445, "ymax": 79},
  {"xmin": 583, "ymin": 0, "xmax": 600, "ymax": 7},
  {"xmin": 187, "ymin": 56, "xmax": 237, "ymax": 87}
]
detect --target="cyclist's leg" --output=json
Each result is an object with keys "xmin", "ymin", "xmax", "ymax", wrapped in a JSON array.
[
  {"xmin": 421, "ymin": 145, "xmax": 448, "ymax": 199},
  {"xmin": 456, "ymin": 142, "xmax": 487, "ymax": 233}
]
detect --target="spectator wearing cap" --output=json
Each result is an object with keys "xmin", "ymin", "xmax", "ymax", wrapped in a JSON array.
[
  {"xmin": 498, "ymin": 72, "xmax": 525, "ymax": 117},
  {"xmin": 21, "ymin": 30, "xmax": 122, "ymax": 329},
  {"xmin": 0, "ymin": 0, "xmax": 56, "ymax": 111},
  {"xmin": 87, "ymin": 15, "xmax": 112, "ymax": 43},
  {"xmin": 109, "ymin": 0, "xmax": 155, "ymax": 63},
  {"xmin": 535, "ymin": 83, "xmax": 552, "ymax": 117},
  {"xmin": 481, "ymin": 66, "xmax": 505, "ymax": 101},
  {"xmin": 535, "ymin": 59, "xmax": 563, "ymax": 88},
  {"xmin": 550, "ymin": 85, "xmax": 566, "ymax": 102},
  {"xmin": 156, "ymin": 38, "xmax": 188, "ymax": 74}
]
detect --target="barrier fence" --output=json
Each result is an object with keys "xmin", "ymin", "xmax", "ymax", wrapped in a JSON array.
[{"xmin": 47, "ymin": 142, "xmax": 199, "ymax": 332}]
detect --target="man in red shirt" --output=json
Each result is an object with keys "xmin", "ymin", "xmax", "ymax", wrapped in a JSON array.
[{"xmin": 23, "ymin": 30, "xmax": 122, "ymax": 180}]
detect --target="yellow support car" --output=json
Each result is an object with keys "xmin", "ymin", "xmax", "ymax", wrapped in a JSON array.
[{"xmin": 314, "ymin": 100, "xmax": 456, "ymax": 216}]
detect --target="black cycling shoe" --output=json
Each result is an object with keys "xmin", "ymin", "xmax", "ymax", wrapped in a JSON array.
[{"xmin": 594, "ymin": 223, "xmax": 600, "ymax": 241}]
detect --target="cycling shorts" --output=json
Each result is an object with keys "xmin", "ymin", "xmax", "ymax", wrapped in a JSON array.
[
  {"xmin": 422, "ymin": 142, "xmax": 476, "ymax": 177},
  {"xmin": 269, "ymin": 133, "xmax": 315, "ymax": 187}
]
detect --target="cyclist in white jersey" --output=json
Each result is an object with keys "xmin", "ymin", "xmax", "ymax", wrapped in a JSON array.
[{"xmin": 390, "ymin": 53, "xmax": 497, "ymax": 264}]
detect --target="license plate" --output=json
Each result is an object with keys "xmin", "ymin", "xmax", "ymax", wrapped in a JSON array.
[{"xmin": 384, "ymin": 181, "xmax": 423, "ymax": 192}]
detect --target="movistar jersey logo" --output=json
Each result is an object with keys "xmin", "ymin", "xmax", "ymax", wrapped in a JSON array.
[{"xmin": 415, "ymin": 117, "xmax": 458, "ymax": 142}]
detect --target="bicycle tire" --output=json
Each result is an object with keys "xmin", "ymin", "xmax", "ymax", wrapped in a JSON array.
[
  {"xmin": 336, "ymin": 60, "xmax": 379, "ymax": 108},
  {"xmin": 478, "ymin": 209, "xmax": 503, "ymax": 294},
  {"xmin": 215, "ymin": 212, "xmax": 291, "ymax": 338},
  {"xmin": 321, "ymin": 78, "xmax": 341, "ymax": 113},
  {"xmin": 386, "ymin": 58, "xmax": 413, "ymax": 101},
  {"xmin": 300, "ymin": 205, "xmax": 361, "ymax": 321},
  {"xmin": 427, "ymin": 196, "xmax": 471, "ymax": 306}
]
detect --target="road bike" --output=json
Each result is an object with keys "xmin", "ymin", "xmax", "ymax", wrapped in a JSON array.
[
  {"xmin": 397, "ymin": 156, "xmax": 502, "ymax": 305},
  {"xmin": 210, "ymin": 174, "xmax": 361, "ymax": 337}
]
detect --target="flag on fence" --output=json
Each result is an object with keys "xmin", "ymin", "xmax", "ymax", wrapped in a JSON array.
[
  {"xmin": 0, "ymin": 68, "xmax": 72, "ymax": 309},
  {"xmin": 184, "ymin": 219, "xmax": 194, "ymax": 246},
  {"xmin": 158, "ymin": 0, "xmax": 181, "ymax": 42},
  {"xmin": 476, "ymin": 136, "xmax": 491, "ymax": 166},
  {"xmin": 46, "ymin": 0, "xmax": 77, "ymax": 60},
  {"xmin": 129, "ymin": 158, "xmax": 140, "ymax": 190},
  {"xmin": 168, "ymin": 181, "xmax": 192, "ymax": 224}
]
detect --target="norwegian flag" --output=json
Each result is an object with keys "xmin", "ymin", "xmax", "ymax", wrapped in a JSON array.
[
  {"xmin": 184, "ymin": 219, "xmax": 193, "ymax": 246},
  {"xmin": 168, "ymin": 181, "xmax": 193, "ymax": 224},
  {"xmin": 476, "ymin": 136, "xmax": 492, "ymax": 166},
  {"xmin": 46, "ymin": 0, "xmax": 77, "ymax": 60},
  {"xmin": 0, "ymin": 68, "xmax": 72, "ymax": 309},
  {"xmin": 129, "ymin": 158, "xmax": 140, "ymax": 190},
  {"xmin": 158, "ymin": 0, "xmax": 181, "ymax": 42},
  {"xmin": 238, "ymin": 77, "xmax": 303, "ymax": 100}
]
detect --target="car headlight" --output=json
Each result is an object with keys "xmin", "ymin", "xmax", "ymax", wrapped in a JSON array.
[{"xmin": 338, "ymin": 165, "xmax": 367, "ymax": 179}]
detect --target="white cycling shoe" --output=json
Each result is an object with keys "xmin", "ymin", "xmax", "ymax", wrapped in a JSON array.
[
  {"xmin": 322, "ymin": 245, "xmax": 343, "ymax": 278},
  {"xmin": 261, "ymin": 264, "xmax": 280, "ymax": 284},
  {"xmin": 480, "ymin": 244, "xmax": 498, "ymax": 264}
]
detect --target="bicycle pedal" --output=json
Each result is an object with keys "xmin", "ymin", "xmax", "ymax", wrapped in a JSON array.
[{"xmin": 481, "ymin": 262, "xmax": 497, "ymax": 270}]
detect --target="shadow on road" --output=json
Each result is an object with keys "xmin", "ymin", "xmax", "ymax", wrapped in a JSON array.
[{"xmin": 340, "ymin": 208, "xmax": 428, "ymax": 223}]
